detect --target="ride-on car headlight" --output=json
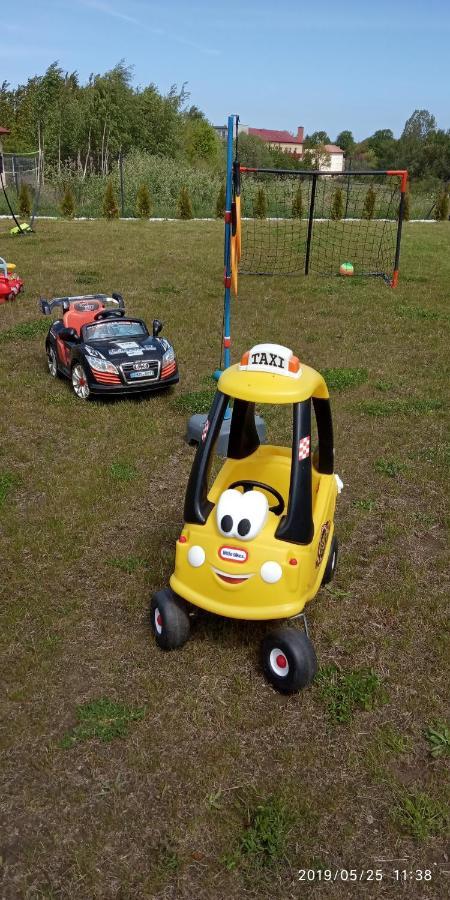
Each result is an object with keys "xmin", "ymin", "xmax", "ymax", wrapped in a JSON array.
[
  {"xmin": 162, "ymin": 347, "xmax": 175, "ymax": 365},
  {"xmin": 88, "ymin": 358, "xmax": 119, "ymax": 374}
]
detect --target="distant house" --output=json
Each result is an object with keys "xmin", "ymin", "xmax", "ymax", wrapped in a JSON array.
[
  {"xmin": 246, "ymin": 126, "xmax": 305, "ymax": 156},
  {"xmin": 0, "ymin": 125, "xmax": 10, "ymax": 186},
  {"xmin": 214, "ymin": 122, "xmax": 344, "ymax": 172}
]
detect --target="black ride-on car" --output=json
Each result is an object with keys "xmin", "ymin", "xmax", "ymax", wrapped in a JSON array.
[{"xmin": 41, "ymin": 293, "xmax": 179, "ymax": 400}]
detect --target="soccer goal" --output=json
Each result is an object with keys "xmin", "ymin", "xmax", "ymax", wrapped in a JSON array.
[
  {"xmin": 0, "ymin": 150, "xmax": 43, "ymax": 233},
  {"xmin": 236, "ymin": 165, "xmax": 408, "ymax": 287}
]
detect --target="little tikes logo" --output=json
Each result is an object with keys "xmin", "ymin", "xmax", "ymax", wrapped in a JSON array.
[
  {"xmin": 239, "ymin": 343, "xmax": 301, "ymax": 379},
  {"xmin": 219, "ymin": 546, "xmax": 248, "ymax": 564}
]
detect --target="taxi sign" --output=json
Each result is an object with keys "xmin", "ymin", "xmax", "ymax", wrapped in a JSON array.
[{"xmin": 240, "ymin": 343, "xmax": 301, "ymax": 379}]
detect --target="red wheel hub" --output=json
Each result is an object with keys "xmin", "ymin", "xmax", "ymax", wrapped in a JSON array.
[{"xmin": 276, "ymin": 654, "xmax": 287, "ymax": 669}]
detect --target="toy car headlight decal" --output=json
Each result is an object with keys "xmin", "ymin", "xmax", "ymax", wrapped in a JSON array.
[
  {"xmin": 188, "ymin": 545, "xmax": 205, "ymax": 567},
  {"xmin": 88, "ymin": 358, "xmax": 119, "ymax": 374},
  {"xmin": 162, "ymin": 347, "xmax": 175, "ymax": 364},
  {"xmin": 216, "ymin": 489, "xmax": 268, "ymax": 541},
  {"xmin": 260, "ymin": 561, "xmax": 282, "ymax": 583}
]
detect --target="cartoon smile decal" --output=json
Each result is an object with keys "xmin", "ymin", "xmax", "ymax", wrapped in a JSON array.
[{"xmin": 212, "ymin": 567, "xmax": 254, "ymax": 585}]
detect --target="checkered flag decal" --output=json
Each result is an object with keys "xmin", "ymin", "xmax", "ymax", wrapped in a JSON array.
[
  {"xmin": 201, "ymin": 419, "xmax": 210, "ymax": 443},
  {"xmin": 298, "ymin": 435, "xmax": 310, "ymax": 461}
]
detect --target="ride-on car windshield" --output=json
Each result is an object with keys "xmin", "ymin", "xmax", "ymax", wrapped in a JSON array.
[{"xmin": 83, "ymin": 321, "xmax": 147, "ymax": 341}]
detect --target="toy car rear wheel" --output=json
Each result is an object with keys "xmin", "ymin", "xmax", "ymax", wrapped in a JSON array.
[
  {"xmin": 47, "ymin": 346, "xmax": 58, "ymax": 377},
  {"xmin": 151, "ymin": 588, "xmax": 190, "ymax": 650},
  {"xmin": 261, "ymin": 627, "xmax": 317, "ymax": 693},
  {"xmin": 322, "ymin": 535, "xmax": 338, "ymax": 586},
  {"xmin": 71, "ymin": 363, "xmax": 90, "ymax": 400}
]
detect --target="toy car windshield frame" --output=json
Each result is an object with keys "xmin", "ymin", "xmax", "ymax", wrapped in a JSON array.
[{"xmin": 184, "ymin": 390, "xmax": 334, "ymax": 545}]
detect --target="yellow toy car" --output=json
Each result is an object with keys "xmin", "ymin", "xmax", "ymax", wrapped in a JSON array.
[{"xmin": 151, "ymin": 343, "xmax": 343, "ymax": 693}]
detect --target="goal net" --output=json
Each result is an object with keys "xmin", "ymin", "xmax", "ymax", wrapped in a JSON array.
[
  {"xmin": 0, "ymin": 151, "xmax": 42, "ymax": 190},
  {"xmin": 0, "ymin": 151, "xmax": 43, "ymax": 229},
  {"xmin": 237, "ymin": 167, "xmax": 407, "ymax": 287}
]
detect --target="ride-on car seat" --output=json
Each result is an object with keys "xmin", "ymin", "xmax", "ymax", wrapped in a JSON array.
[{"xmin": 62, "ymin": 300, "xmax": 103, "ymax": 335}]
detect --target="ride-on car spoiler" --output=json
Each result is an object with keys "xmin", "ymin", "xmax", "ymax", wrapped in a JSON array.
[{"xmin": 39, "ymin": 292, "xmax": 125, "ymax": 316}]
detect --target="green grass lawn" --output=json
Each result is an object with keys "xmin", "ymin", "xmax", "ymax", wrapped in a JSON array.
[{"xmin": 0, "ymin": 220, "xmax": 448, "ymax": 898}]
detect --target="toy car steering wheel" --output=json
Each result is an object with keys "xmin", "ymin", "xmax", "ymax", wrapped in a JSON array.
[
  {"xmin": 228, "ymin": 480, "xmax": 285, "ymax": 516},
  {"xmin": 94, "ymin": 309, "xmax": 125, "ymax": 320}
]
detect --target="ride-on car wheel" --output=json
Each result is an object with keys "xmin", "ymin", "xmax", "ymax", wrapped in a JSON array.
[
  {"xmin": 47, "ymin": 346, "xmax": 58, "ymax": 377},
  {"xmin": 322, "ymin": 535, "xmax": 338, "ymax": 586},
  {"xmin": 151, "ymin": 588, "xmax": 190, "ymax": 650},
  {"xmin": 71, "ymin": 363, "xmax": 90, "ymax": 400},
  {"xmin": 261, "ymin": 627, "xmax": 317, "ymax": 693}
]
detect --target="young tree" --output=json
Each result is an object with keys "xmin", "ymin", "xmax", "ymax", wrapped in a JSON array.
[
  {"xmin": 292, "ymin": 184, "xmax": 303, "ymax": 219},
  {"xmin": 103, "ymin": 179, "xmax": 119, "ymax": 219},
  {"xmin": 304, "ymin": 130, "xmax": 330, "ymax": 147},
  {"xmin": 178, "ymin": 185, "xmax": 193, "ymax": 219},
  {"xmin": 362, "ymin": 185, "xmax": 376, "ymax": 219},
  {"xmin": 331, "ymin": 187, "xmax": 344, "ymax": 220},
  {"xmin": 18, "ymin": 182, "xmax": 31, "ymax": 218},
  {"xmin": 402, "ymin": 109, "xmax": 436, "ymax": 140},
  {"xmin": 336, "ymin": 130, "xmax": 355, "ymax": 154},
  {"xmin": 435, "ymin": 189, "xmax": 449, "ymax": 221},
  {"xmin": 183, "ymin": 117, "xmax": 220, "ymax": 166},
  {"xmin": 61, "ymin": 185, "xmax": 75, "ymax": 218},
  {"xmin": 135, "ymin": 183, "xmax": 152, "ymax": 218},
  {"xmin": 216, "ymin": 183, "xmax": 226, "ymax": 218},
  {"xmin": 254, "ymin": 187, "xmax": 267, "ymax": 219}
]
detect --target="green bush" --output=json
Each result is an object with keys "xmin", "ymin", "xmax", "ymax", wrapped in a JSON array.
[
  {"xmin": 102, "ymin": 179, "xmax": 119, "ymax": 219},
  {"xmin": 216, "ymin": 183, "xmax": 226, "ymax": 218},
  {"xmin": 292, "ymin": 184, "xmax": 303, "ymax": 219},
  {"xmin": 135, "ymin": 183, "xmax": 152, "ymax": 218},
  {"xmin": 435, "ymin": 190, "xmax": 449, "ymax": 221},
  {"xmin": 18, "ymin": 182, "xmax": 31, "ymax": 218},
  {"xmin": 178, "ymin": 185, "xmax": 193, "ymax": 219},
  {"xmin": 362, "ymin": 185, "xmax": 376, "ymax": 219},
  {"xmin": 60, "ymin": 185, "xmax": 75, "ymax": 218},
  {"xmin": 254, "ymin": 187, "xmax": 267, "ymax": 219},
  {"xmin": 331, "ymin": 187, "xmax": 343, "ymax": 220}
]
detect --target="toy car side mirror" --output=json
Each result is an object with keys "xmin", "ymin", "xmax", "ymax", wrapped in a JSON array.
[
  {"xmin": 59, "ymin": 327, "xmax": 79, "ymax": 341},
  {"xmin": 153, "ymin": 319, "xmax": 163, "ymax": 337}
]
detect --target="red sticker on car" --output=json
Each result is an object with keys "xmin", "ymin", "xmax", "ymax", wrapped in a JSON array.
[{"xmin": 219, "ymin": 546, "xmax": 248, "ymax": 564}]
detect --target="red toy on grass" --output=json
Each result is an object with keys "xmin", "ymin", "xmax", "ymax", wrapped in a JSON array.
[{"xmin": 0, "ymin": 257, "xmax": 24, "ymax": 303}]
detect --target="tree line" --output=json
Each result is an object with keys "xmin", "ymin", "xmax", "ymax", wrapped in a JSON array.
[
  {"xmin": 0, "ymin": 61, "xmax": 223, "ymax": 177},
  {"xmin": 1, "ymin": 63, "xmax": 449, "ymax": 187},
  {"xmin": 238, "ymin": 111, "xmax": 450, "ymax": 185}
]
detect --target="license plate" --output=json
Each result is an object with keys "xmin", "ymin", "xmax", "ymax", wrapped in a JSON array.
[{"xmin": 129, "ymin": 369, "xmax": 156, "ymax": 379}]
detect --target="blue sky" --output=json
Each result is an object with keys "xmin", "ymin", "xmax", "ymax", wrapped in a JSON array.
[{"xmin": 2, "ymin": 0, "xmax": 449, "ymax": 140}]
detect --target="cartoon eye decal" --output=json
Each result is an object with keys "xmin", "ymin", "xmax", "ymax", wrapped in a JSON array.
[
  {"xmin": 237, "ymin": 518, "xmax": 251, "ymax": 537},
  {"xmin": 216, "ymin": 489, "xmax": 269, "ymax": 541},
  {"xmin": 221, "ymin": 514, "xmax": 233, "ymax": 534},
  {"xmin": 237, "ymin": 491, "xmax": 268, "ymax": 541},
  {"xmin": 216, "ymin": 489, "xmax": 241, "ymax": 537}
]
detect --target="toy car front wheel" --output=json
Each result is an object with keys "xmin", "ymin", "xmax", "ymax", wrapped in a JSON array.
[
  {"xmin": 322, "ymin": 535, "xmax": 338, "ymax": 586},
  {"xmin": 47, "ymin": 346, "xmax": 58, "ymax": 377},
  {"xmin": 151, "ymin": 588, "xmax": 190, "ymax": 650},
  {"xmin": 261, "ymin": 627, "xmax": 317, "ymax": 693},
  {"xmin": 71, "ymin": 363, "xmax": 90, "ymax": 400}
]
